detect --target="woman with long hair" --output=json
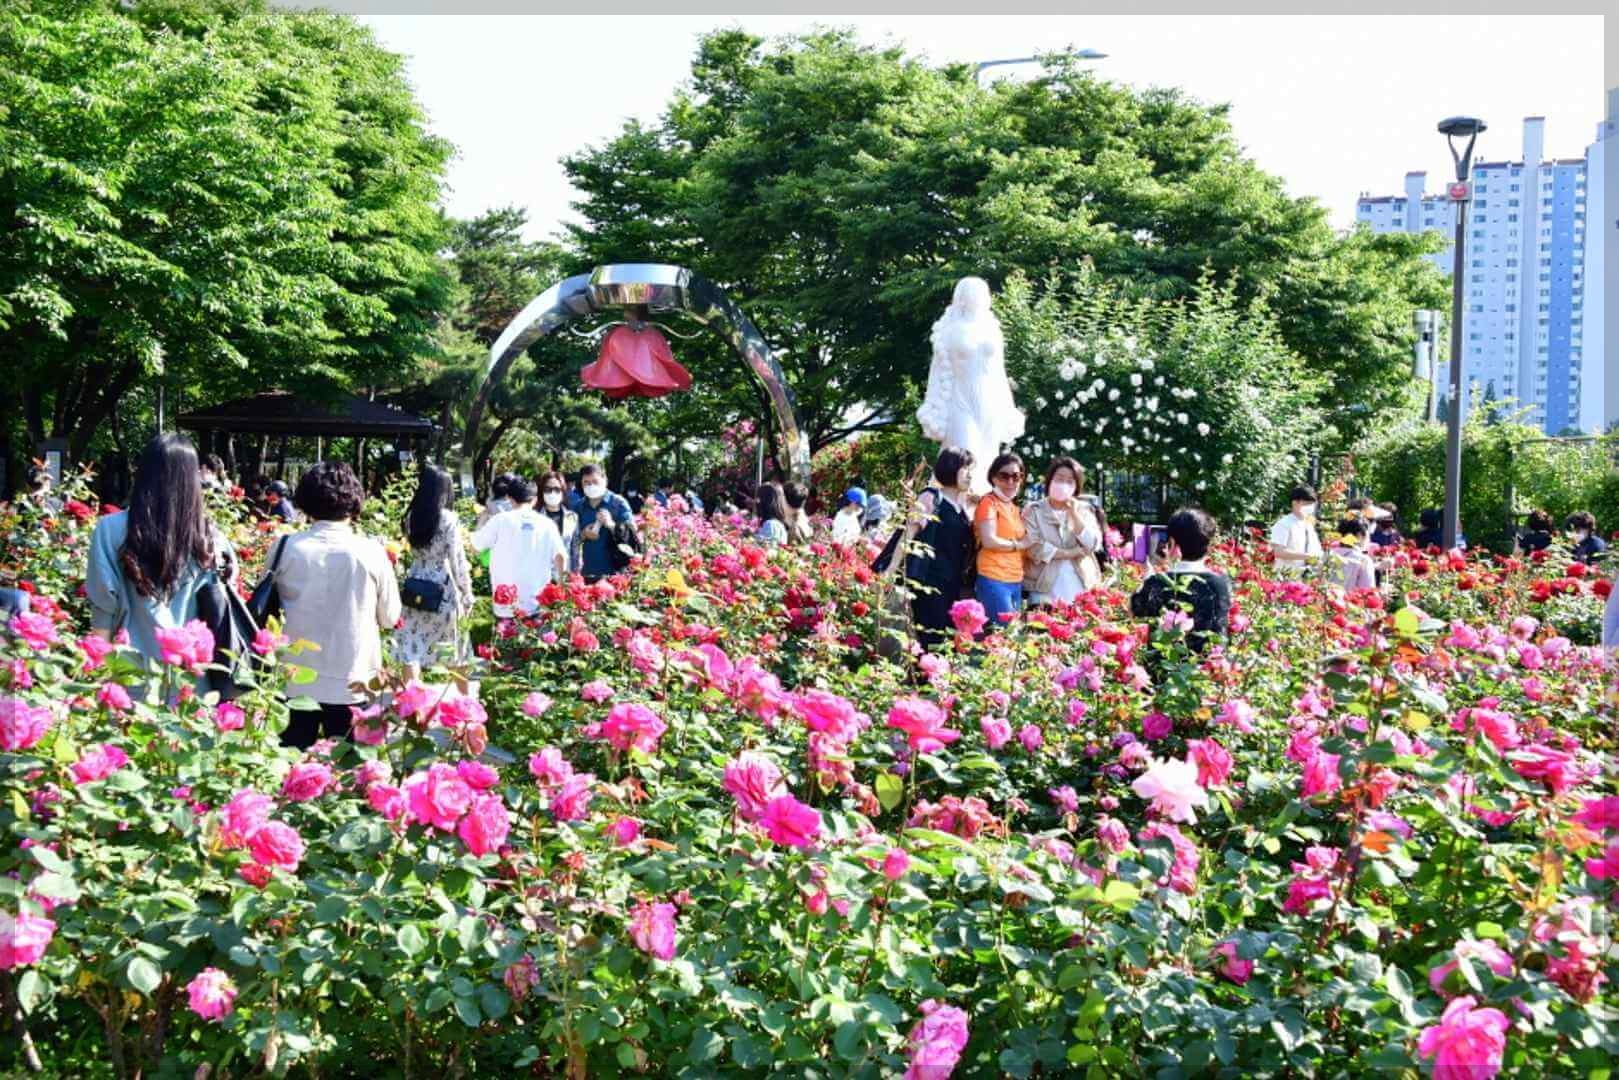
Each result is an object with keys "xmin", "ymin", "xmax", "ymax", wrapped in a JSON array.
[
  {"xmin": 395, "ymin": 464, "xmax": 474, "ymax": 681},
  {"xmin": 754, "ymin": 482, "xmax": 789, "ymax": 546},
  {"xmin": 87, "ymin": 433, "xmax": 235, "ymax": 670}
]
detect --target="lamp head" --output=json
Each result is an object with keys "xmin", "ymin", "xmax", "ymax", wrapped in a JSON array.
[{"xmin": 1437, "ymin": 116, "xmax": 1487, "ymax": 138}]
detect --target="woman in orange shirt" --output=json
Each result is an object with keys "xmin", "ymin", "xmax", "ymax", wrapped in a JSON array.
[{"xmin": 973, "ymin": 452, "xmax": 1034, "ymax": 629}]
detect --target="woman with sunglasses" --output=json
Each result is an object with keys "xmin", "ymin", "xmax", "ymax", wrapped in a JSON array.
[
  {"xmin": 537, "ymin": 470, "xmax": 581, "ymax": 574},
  {"xmin": 972, "ymin": 451, "xmax": 1035, "ymax": 628}
]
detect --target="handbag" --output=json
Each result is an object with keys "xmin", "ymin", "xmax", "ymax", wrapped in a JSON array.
[
  {"xmin": 608, "ymin": 518, "xmax": 640, "ymax": 572},
  {"xmin": 401, "ymin": 574, "xmax": 447, "ymax": 614},
  {"xmin": 871, "ymin": 526, "xmax": 905, "ymax": 575},
  {"xmin": 248, "ymin": 536, "xmax": 288, "ymax": 624},
  {"xmin": 197, "ymin": 563, "xmax": 260, "ymax": 700}
]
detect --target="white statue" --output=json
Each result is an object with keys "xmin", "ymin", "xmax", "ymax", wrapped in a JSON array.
[{"xmin": 916, "ymin": 277, "xmax": 1025, "ymax": 493}]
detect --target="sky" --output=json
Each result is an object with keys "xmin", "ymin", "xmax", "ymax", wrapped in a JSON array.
[{"xmin": 359, "ymin": 14, "xmax": 1606, "ymax": 242}]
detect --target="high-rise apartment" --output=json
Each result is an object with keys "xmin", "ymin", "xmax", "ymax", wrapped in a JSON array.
[{"xmin": 1355, "ymin": 117, "xmax": 1593, "ymax": 433}]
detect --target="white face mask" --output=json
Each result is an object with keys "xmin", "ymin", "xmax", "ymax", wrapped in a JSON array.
[
  {"xmin": 1048, "ymin": 480, "xmax": 1076, "ymax": 503},
  {"xmin": 583, "ymin": 482, "xmax": 607, "ymax": 500},
  {"xmin": 1298, "ymin": 503, "xmax": 1316, "ymax": 519},
  {"xmin": 1573, "ymin": 530, "xmax": 1589, "ymax": 542},
  {"xmin": 543, "ymin": 491, "xmax": 563, "ymax": 510}
]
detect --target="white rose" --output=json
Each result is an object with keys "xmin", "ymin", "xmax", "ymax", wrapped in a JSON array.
[
  {"xmin": 1197, "ymin": 422, "xmax": 1210, "ymax": 437},
  {"xmin": 1130, "ymin": 373, "xmax": 1143, "ymax": 388}
]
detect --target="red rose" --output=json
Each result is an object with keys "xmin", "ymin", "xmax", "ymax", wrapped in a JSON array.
[
  {"xmin": 492, "ymin": 584, "xmax": 517, "ymax": 606},
  {"xmin": 1595, "ymin": 579, "xmax": 1613, "ymax": 599},
  {"xmin": 1566, "ymin": 562, "xmax": 1587, "ymax": 579},
  {"xmin": 851, "ymin": 601, "xmax": 870, "ymax": 617}
]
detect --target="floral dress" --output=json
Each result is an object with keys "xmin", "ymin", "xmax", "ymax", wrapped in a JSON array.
[{"xmin": 395, "ymin": 510, "xmax": 474, "ymax": 667}]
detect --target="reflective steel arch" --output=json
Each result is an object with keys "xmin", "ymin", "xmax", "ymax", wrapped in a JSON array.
[{"xmin": 457, "ymin": 264, "xmax": 810, "ymax": 492}]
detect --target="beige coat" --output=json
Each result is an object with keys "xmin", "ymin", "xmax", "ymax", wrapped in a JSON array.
[{"xmin": 1021, "ymin": 498, "xmax": 1102, "ymax": 599}]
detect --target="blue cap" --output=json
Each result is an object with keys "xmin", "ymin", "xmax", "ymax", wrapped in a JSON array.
[{"xmin": 844, "ymin": 487, "xmax": 868, "ymax": 506}]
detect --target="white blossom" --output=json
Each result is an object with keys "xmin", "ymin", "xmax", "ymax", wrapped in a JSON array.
[
  {"xmin": 1129, "ymin": 373, "xmax": 1143, "ymax": 388},
  {"xmin": 1196, "ymin": 422, "xmax": 1210, "ymax": 437},
  {"xmin": 1175, "ymin": 412, "xmax": 1188, "ymax": 425},
  {"xmin": 1108, "ymin": 388, "xmax": 1121, "ymax": 402}
]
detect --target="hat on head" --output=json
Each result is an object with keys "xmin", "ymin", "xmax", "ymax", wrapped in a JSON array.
[
  {"xmin": 1370, "ymin": 506, "xmax": 1393, "ymax": 521},
  {"xmin": 843, "ymin": 487, "xmax": 868, "ymax": 507}
]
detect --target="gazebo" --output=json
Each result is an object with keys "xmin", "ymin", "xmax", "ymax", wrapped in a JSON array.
[{"xmin": 177, "ymin": 391, "xmax": 435, "ymax": 486}]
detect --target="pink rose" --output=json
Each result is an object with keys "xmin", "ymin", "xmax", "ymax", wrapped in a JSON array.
[
  {"xmin": 0, "ymin": 910, "xmax": 56, "ymax": 969},
  {"xmin": 760, "ymin": 794, "xmax": 822, "ymax": 849},
  {"xmin": 393, "ymin": 680, "xmax": 438, "ymax": 722},
  {"xmin": 1300, "ymin": 750, "xmax": 1343, "ymax": 800},
  {"xmin": 1048, "ymin": 785, "xmax": 1079, "ymax": 814},
  {"xmin": 247, "ymin": 821, "xmax": 305, "ymax": 873},
  {"xmin": 457, "ymin": 792, "xmax": 510, "ymax": 856},
  {"xmin": 1216, "ymin": 698, "xmax": 1257, "ymax": 734},
  {"xmin": 10, "ymin": 612, "xmax": 59, "ymax": 651},
  {"xmin": 70, "ymin": 743, "xmax": 129, "ymax": 784},
  {"xmin": 214, "ymin": 700, "xmax": 246, "ymax": 732},
  {"xmin": 1096, "ymin": 816, "xmax": 1130, "ymax": 853},
  {"xmin": 1141, "ymin": 711, "xmax": 1173, "ymax": 741},
  {"xmin": 580, "ymin": 680, "xmax": 614, "ymax": 703},
  {"xmin": 627, "ymin": 900, "xmax": 678, "ymax": 961},
  {"xmin": 596, "ymin": 702, "xmax": 667, "ymax": 754},
  {"xmin": 0, "ymin": 697, "xmax": 52, "ymax": 751},
  {"xmin": 367, "ymin": 784, "xmax": 406, "ymax": 821},
  {"xmin": 887, "ymin": 697, "xmax": 960, "ymax": 754},
  {"xmin": 607, "ymin": 817, "xmax": 642, "ymax": 846},
  {"xmin": 882, "ymin": 847, "xmax": 911, "ymax": 881},
  {"xmin": 979, "ymin": 716, "xmax": 1011, "ymax": 750},
  {"xmin": 903, "ymin": 999, "xmax": 969, "ymax": 1080},
  {"xmin": 280, "ymin": 762, "xmax": 335, "ymax": 802},
  {"xmin": 948, "ymin": 599, "xmax": 987, "ymax": 636},
  {"xmin": 220, "ymin": 790, "xmax": 274, "ymax": 848},
  {"xmin": 251, "ymin": 628, "xmax": 286, "ymax": 657},
  {"xmin": 723, "ymin": 751, "xmax": 785, "ymax": 823},
  {"xmin": 155, "ymin": 620, "xmax": 213, "ymax": 670},
  {"xmin": 78, "ymin": 635, "xmax": 115, "ymax": 671},
  {"xmin": 1417, "ymin": 996, "xmax": 1510, "ymax": 1080},
  {"xmin": 528, "ymin": 746, "xmax": 574, "ymax": 787},
  {"xmin": 404, "ymin": 763, "xmax": 473, "ymax": 831},
  {"xmin": 186, "ymin": 967, "xmax": 237, "ymax": 1021},
  {"xmin": 792, "ymin": 689, "xmax": 863, "ymax": 742},
  {"xmin": 1213, "ymin": 941, "xmax": 1253, "ymax": 985},
  {"xmin": 436, "ymin": 693, "xmax": 487, "ymax": 730},
  {"xmin": 1429, "ymin": 939, "xmax": 1516, "ymax": 996},
  {"xmin": 550, "ymin": 772, "xmax": 596, "ymax": 822},
  {"xmin": 1187, "ymin": 738, "xmax": 1233, "ymax": 788},
  {"xmin": 521, "ymin": 691, "xmax": 553, "ymax": 717},
  {"xmin": 1131, "ymin": 757, "xmax": 1210, "ymax": 824},
  {"xmin": 456, "ymin": 760, "xmax": 499, "ymax": 790},
  {"xmin": 1018, "ymin": 724, "xmax": 1044, "ymax": 752},
  {"xmin": 96, "ymin": 683, "xmax": 132, "ymax": 714},
  {"xmin": 237, "ymin": 863, "xmax": 272, "ymax": 888}
]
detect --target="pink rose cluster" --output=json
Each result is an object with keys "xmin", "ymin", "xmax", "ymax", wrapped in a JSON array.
[
  {"xmin": 1417, "ymin": 996, "xmax": 1509, "ymax": 1080},
  {"xmin": 186, "ymin": 967, "xmax": 238, "ymax": 1021},
  {"xmin": 593, "ymin": 701, "xmax": 667, "ymax": 755},
  {"xmin": 218, "ymin": 789, "xmax": 305, "ymax": 884},
  {"xmin": 528, "ymin": 746, "xmax": 596, "ymax": 823},
  {"xmin": 154, "ymin": 619, "xmax": 215, "ymax": 671},
  {"xmin": 627, "ymin": 899, "xmax": 678, "ymax": 960},
  {"xmin": 0, "ymin": 909, "xmax": 56, "ymax": 970},
  {"xmin": 397, "ymin": 762, "xmax": 510, "ymax": 856},
  {"xmin": 0, "ymin": 696, "xmax": 52, "ymax": 752},
  {"xmin": 723, "ymin": 751, "xmax": 786, "ymax": 823},
  {"xmin": 70, "ymin": 743, "xmax": 130, "ymax": 785},
  {"xmin": 903, "ymin": 999, "xmax": 969, "ymax": 1080},
  {"xmin": 887, "ymin": 697, "xmax": 960, "ymax": 754},
  {"xmin": 1130, "ymin": 756, "xmax": 1210, "ymax": 824},
  {"xmin": 1279, "ymin": 846, "xmax": 1339, "ymax": 916}
]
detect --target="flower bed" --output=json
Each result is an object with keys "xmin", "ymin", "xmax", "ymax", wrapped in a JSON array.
[{"xmin": 1, "ymin": 482, "xmax": 1615, "ymax": 1078}]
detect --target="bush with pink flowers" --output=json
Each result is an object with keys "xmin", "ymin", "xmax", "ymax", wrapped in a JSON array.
[{"xmin": 1, "ymin": 488, "xmax": 1615, "ymax": 1078}]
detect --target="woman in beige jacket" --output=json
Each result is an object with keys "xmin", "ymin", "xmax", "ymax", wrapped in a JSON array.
[{"xmin": 1021, "ymin": 456, "xmax": 1103, "ymax": 606}]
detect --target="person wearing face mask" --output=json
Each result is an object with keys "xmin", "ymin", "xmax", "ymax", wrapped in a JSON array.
[
  {"xmin": 1021, "ymin": 456, "xmax": 1103, "ymax": 607},
  {"xmin": 537, "ymin": 470, "xmax": 581, "ymax": 573},
  {"xmin": 973, "ymin": 451, "xmax": 1035, "ymax": 628},
  {"xmin": 1566, "ymin": 511, "xmax": 1606, "ymax": 565},
  {"xmin": 575, "ymin": 462, "xmax": 636, "ymax": 583},
  {"xmin": 1269, "ymin": 483, "xmax": 1322, "ymax": 574}
]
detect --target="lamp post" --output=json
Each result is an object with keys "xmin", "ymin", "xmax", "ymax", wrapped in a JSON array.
[
  {"xmin": 975, "ymin": 48, "xmax": 1107, "ymax": 85},
  {"xmin": 1438, "ymin": 115, "xmax": 1486, "ymax": 551}
]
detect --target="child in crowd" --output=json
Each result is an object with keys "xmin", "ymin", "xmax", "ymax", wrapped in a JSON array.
[
  {"xmin": 1130, "ymin": 508, "xmax": 1231, "ymax": 654},
  {"xmin": 1328, "ymin": 517, "xmax": 1378, "ymax": 593},
  {"xmin": 831, "ymin": 487, "xmax": 867, "ymax": 546}
]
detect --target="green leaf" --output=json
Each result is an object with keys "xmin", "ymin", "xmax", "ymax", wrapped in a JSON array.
[
  {"xmin": 833, "ymin": 1019, "xmax": 865, "ymax": 1060},
  {"xmin": 732, "ymin": 1035, "xmax": 770, "ymax": 1070},
  {"xmin": 453, "ymin": 994, "xmax": 481, "ymax": 1027},
  {"xmin": 16, "ymin": 970, "xmax": 44, "ymax": 1014},
  {"xmin": 396, "ymin": 924, "xmax": 426, "ymax": 958},
  {"xmin": 687, "ymin": 1028, "xmax": 723, "ymax": 1062},
  {"xmin": 1101, "ymin": 880, "xmax": 1139, "ymax": 910},
  {"xmin": 126, "ymin": 956, "xmax": 162, "ymax": 995},
  {"xmin": 875, "ymin": 771, "xmax": 905, "ymax": 811},
  {"xmin": 289, "ymin": 664, "xmax": 318, "ymax": 685},
  {"xmin": 478, "ymin": 984, "xmax": 509, "ymax": 1022}
]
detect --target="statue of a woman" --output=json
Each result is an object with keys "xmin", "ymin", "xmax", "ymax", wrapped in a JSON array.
[{"xmin": 916, "ymin": 277, "xmax": 1024, "ymax": 493}]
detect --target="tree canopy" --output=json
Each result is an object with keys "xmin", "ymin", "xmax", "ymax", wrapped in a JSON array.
[
  {"xmin": 0, "ymin": 0, "xmax": 452, "ymax": 476},
  {"xmin": 564, "ymin": 29, "xmax": 1449, "ymax": 460}
]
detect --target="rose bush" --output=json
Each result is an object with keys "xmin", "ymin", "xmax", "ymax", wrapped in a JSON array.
[{"xmin": 1, "ymin": 479, "xmax": 1615, "ymax": 1078}]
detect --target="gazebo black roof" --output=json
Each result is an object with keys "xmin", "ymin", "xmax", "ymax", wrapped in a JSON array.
[{"xmin": 177, "ymin": 391, "xmax": 435, "ymax": 440}]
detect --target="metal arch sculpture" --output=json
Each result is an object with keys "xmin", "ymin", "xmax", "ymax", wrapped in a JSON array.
[{"xmin": 458, "ymin": 263, "xmax": 810, "ymax": 493}]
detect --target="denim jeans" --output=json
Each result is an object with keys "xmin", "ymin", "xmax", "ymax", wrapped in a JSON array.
[{"xmin": 974, "ymin": 576, "xmax": 1022, "ymax": 630}]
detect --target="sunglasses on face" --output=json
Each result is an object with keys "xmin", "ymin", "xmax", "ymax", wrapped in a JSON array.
[{"xmin": 996, "ymin": 471, "xmax": 1023, "ymax": 481}]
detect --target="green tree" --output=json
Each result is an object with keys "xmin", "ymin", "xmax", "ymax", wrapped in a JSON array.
[
  {"xmin": 563, "ymin": 29, "xmax": 1446, "ymax": 460},
  {"xmin": 0, "ymin": 0, "xmax": 452, "ymax": 481}
]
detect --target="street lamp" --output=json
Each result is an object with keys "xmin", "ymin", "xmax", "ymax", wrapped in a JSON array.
[
  {"xmin": 1437, "ymin": 115, "xmax": 1486, "ymax": 551},
  {"xmin": 975, "ymin": 49, "xmax": 1107, "ymax": 85}
]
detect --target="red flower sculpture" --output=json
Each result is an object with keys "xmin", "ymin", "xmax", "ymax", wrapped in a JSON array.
[{"xmin": 580, "ymin": 324, "xmax": 693, "ymax": 399}]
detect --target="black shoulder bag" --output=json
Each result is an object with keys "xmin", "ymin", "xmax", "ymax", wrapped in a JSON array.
[
  {"xmin": 197, "ymin": 555, "xmax": 260, "ymax": 700},
  {"xmin": 248, "ymin": 536, "xmax": 288, "ymax": 624}
]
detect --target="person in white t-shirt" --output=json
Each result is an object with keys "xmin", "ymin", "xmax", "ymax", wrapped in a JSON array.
[
  {"xmin": 471, "ymin": 476, "xmax": 566, "ymax": 618},
  {"xmin": 1269, "ymin": 483, "xmax": 1323, "ymax": 573}
]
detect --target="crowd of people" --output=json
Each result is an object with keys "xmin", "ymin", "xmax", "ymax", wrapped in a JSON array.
[{"xmin": 5, "ymin": 429, "xmax": 1615, "ymax": 752}]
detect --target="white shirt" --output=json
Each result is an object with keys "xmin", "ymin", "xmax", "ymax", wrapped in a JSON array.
[
  {"xmin": 1269, "ymin": 513, "xmax": 1322, "ymax": 561},
  {"xmin": 472, "ymin": 506, "xmax": 565, "ymax": 617},
  {"xmin": 275, "ymin": 521, "xmax": 402, "ymax": 704},
  {"xmin": 831, "ymin": 508, "xmax": 864, "ymax": 545}
]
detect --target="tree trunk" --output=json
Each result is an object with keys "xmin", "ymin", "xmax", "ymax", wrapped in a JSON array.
[
  {"xmin": 67, "ymin": 359, "xmax": 142, "ymax": 461},
  {"xmin": 473, "ymin": 416, "xmax": 515, "ymax": 496}
]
